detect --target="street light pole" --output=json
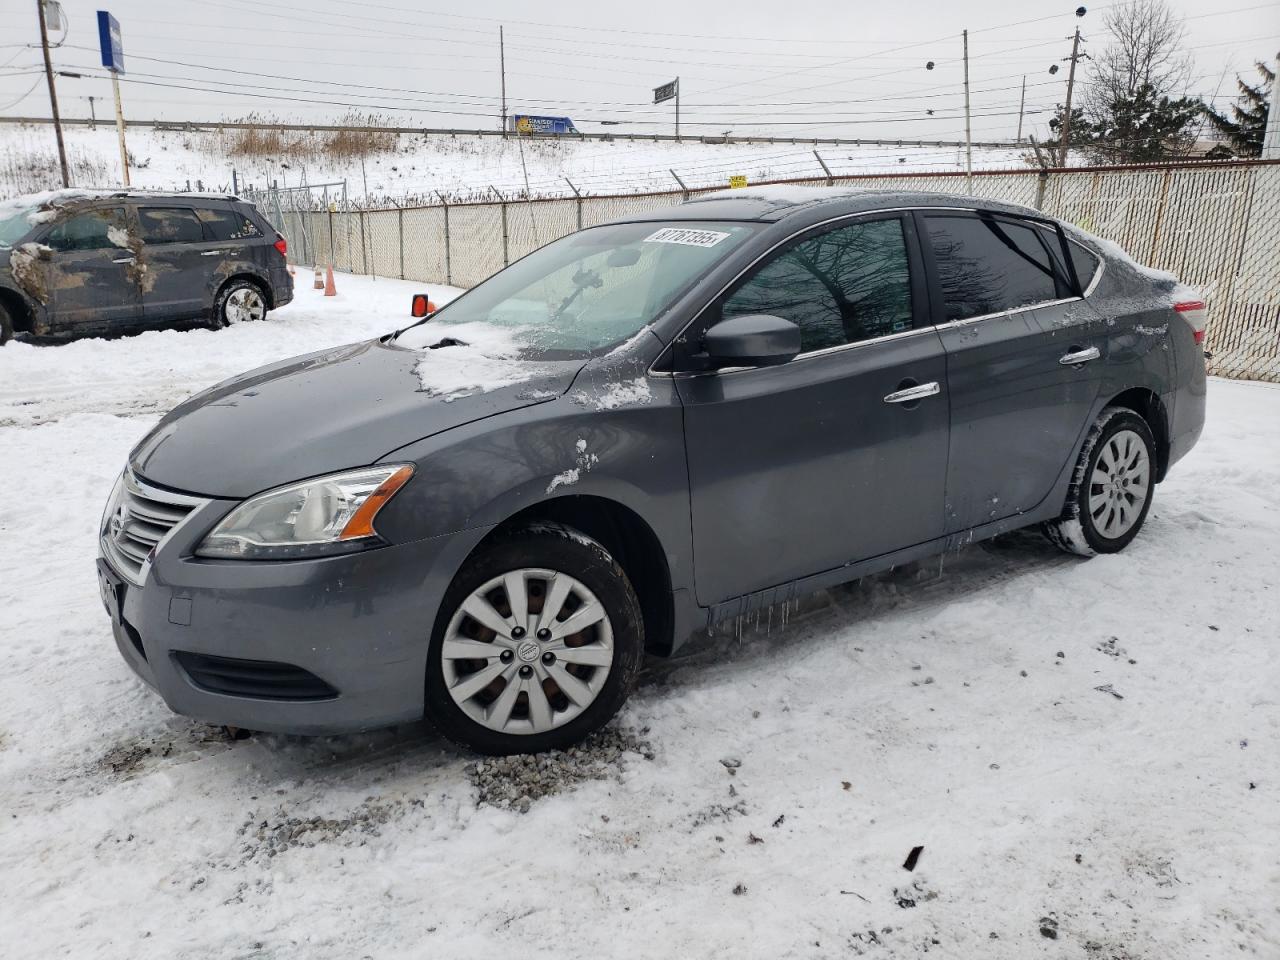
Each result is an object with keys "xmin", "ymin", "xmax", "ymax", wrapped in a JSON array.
[
  {"xmin": 499, "ymin": 26, "xmax": 507, "ymax": 137},
  {"xmin": 36, "ymin": 0, "xmax": 70, "ymax": 187},
  {"xmin": 111, "ymin": 72, "xmax": 130, "ymax": 186},
  {"xmin": 962, "ymin": 29, "xmax": 972, "ymax": 190},
  {"xmin": 675, "ymin": 76, "xmax": 681, "ymax": 141},
  {"xmin": 1017, "ymin": 75, "xmax": 1026, "ymax": 141}
]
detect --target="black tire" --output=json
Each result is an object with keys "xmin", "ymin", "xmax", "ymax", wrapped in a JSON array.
[
  {"xmin": 424, "ymin": 522, "xmax": 644, "ymax": 755},
  {"xmin": 211, "ymin": 278, "xmax": 268, "ymax": 328},
  {"xmin": 0, "ymin": 301, "xmax": 13, "ymax": 345},
  {"xmin": 1043, "ymin": 407, "xmax": 1157, "ymax": 557}
]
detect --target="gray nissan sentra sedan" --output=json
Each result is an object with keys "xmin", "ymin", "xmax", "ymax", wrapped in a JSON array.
[{"xmin": 97, "ymin": 188, "xmax": 1206, "ymax": 755}]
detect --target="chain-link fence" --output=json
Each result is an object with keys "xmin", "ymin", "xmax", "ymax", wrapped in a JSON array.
[{"xmin": 252, "ymin": 160, "xmax": 1280, "ymax": 383}]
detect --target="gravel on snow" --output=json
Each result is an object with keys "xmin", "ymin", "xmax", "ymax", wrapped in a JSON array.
[{"xmin": 0, "ymin": 273, "xmax": 1277, "ymax": 959}]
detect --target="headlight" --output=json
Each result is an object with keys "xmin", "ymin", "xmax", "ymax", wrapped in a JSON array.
[{"xmin": 195, "ymin": 465, "xmax": 414, "ymax": 560}]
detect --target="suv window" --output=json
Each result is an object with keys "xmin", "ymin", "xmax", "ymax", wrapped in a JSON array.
[
  {"xmin": 138, "ymin": 207, "xmax": 206, "ymax": 244},
  {"xmin": 720, "ymin": 217, "xmax": 914, "ymax": 353},
  {"xmin": 924, "ymin": 213, "xmax": 1070, "ymax": 322},
  {"xmin": 46, "ymin": 208, "xmax": 128, "ymax": 252},
  {"xmin": 196, "ymin": 207, "xmax": 262, "ymax": 241}
]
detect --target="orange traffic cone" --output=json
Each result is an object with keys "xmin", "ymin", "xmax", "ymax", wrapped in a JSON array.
[
  {"xmin": 324, "ymin": 265, "xmax": 337, "ymax": 297},
  {"xmin": 313, "ymin": 265, "xmax": 324, "ymax": 290}
]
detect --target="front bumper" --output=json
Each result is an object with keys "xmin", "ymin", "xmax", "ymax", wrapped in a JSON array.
[{"xmin": 98, "ymin": 488, "xmax": 488, "ymax": 735}]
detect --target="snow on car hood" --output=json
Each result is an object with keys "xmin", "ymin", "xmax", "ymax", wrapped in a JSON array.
[
  {"xmin": 130, "ymin": 337, "xmax": 583, "ymax": 499},
  {"xmin": 405, "ymin": 319, "xmax": 549, "ymax": 402}
]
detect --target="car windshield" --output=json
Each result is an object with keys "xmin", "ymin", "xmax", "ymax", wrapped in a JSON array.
[
  {"xmin": 396, "ymin": 220, "xmax": 758, "ymax": 359},
  {"xmin": 0, "ymin": 204, "xmax": 39, "ymax": 248}
]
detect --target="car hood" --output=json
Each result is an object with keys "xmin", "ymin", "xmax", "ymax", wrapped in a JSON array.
[{"xmin": 131, "ymin": 338, "xmax": 584, "ymax": 498}]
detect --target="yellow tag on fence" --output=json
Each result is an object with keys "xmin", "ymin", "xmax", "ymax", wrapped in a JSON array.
[{"xmin": 729, "ymin": 175, "xmax": 748, "ymax": 189}]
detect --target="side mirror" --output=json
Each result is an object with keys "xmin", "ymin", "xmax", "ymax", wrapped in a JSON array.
[{"xmin": 702, "ymin": 314, "xmax": 801, "ymax": 368}]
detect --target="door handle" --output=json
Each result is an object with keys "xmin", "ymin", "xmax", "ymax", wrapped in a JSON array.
[
  {"xmin": 112, "ymin": 257, "xmax": 134, "ymax": 264},
  {"xmin": 1059, "ymin": 346, "xmax": 1100, "ymax": 366},
  {"xmin": 883, "ymin": 381, "xmax": 941, "ymax": 404}
]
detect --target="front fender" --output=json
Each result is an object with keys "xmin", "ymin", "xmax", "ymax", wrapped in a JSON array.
[{"xmin": 373, "ymin": 375, "xmax": 695, "ymax": 595}]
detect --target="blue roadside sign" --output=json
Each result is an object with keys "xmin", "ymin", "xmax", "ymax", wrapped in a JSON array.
[{"xmin": 97, "ymin": 11, "xmax": 124, "ymax": 74}]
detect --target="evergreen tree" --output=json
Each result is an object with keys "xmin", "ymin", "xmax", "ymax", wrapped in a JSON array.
[
  {"xmin": 1086, "ymin": 84, "xmax": 1204, "ymax": 163},
  {"xmin": 1046, "ymin": 104, "xmax": 1092, "ymax": 161},
  {"xmin": 1203, "ymin": 58, "xmax": 1275, "ymax": 158}
]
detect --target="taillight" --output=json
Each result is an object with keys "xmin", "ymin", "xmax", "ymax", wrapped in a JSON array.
[
  {"xmin": 273, "ymin": 236, "xmax": 288, "ymax": 258},
  {"xmin": 1174, "ymin": 299, "xmax": 1206, "ymax": 345}
]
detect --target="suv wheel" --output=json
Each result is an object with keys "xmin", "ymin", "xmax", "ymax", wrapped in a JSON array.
[
  {"xmin": 425, "ymin": 523, "xmax": 644, "ymax": 755},
  {"xmin": 1044, "ymin": 408, "xmax": 1157, "ymax": 557},
  {"xmin": 213, "ymin": 279, "xmax": 267, "ymax": 327},
  {"xmin": 0, "ymin": 301, "xmax": 13, "ymax": 345}
]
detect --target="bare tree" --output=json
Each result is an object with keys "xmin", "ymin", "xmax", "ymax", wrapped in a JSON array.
[
  {"xmin": 1076, "ymin": 0, "xmax": 1200, "ymax": 162},
  {"xmin": 1087, "ymin": 0, "xmax": 1193, "ymax": 111}
]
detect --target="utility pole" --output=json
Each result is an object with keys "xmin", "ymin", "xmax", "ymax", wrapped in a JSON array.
[
  {"xmin": 36, "ymin": 0, "xmax": 70, "ymax": 187},
  {"xmin": 1058, "ymin": 26, "xmax": 1084, "ymax": 167},
  {"xmin": 499, "ymin": 26, "xmax": 507, "ymax": 138},
  {"xmin": 962, "ymin": 30, "xmax": 972, "ymax": 190},
  {"xmin": 1016, "ymin": 75, "xmax": 1026, "ymax": 141}
]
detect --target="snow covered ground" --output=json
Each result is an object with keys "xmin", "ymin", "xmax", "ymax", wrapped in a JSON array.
[
  {"xmin": 0, "ymin": 123, "xmax": 1027, "ymax": 204},
  {"xmin": 1, "ymin": 273, "xmax": 1277, "ymax": 959}
]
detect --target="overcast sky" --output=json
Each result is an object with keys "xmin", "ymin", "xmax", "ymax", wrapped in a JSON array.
[{"xmin": 0, "ymin": 0, "xmax": 1276, "ymax": 141}]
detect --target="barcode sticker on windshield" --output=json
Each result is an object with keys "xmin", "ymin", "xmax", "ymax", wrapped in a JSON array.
[{"xmin": 643, "ymin": 227, "xmax": 731, "ymax": 248}]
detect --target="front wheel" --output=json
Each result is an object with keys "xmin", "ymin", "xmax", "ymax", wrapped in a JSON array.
[
  {"xmin": 424, "ymin": 523, "xmax": 644, "ymax": 755},
  {"xmin": 212, "ymin": 279, "xmax": 267, "ymax": 328},
  {"xmin": 1043, "ymin": 408, "xmax": 1157, "ymax": 557}
]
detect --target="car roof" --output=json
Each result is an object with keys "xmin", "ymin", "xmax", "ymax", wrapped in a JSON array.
[
  {"xmin": 618, "ymin": 185, "xmax": 1046, "ymax": 224},
  {"xmin": 5, "ymin": 188, "xmax": 243, "ymax": 211}
]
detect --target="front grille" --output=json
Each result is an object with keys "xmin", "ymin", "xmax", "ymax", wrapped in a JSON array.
[
  {"xmin": 173, "ymin": 651, "xmax": 339, "ymax": 701},
  {"xmin": 101, "ymin": 471, "xmax": 205, "ymax": 584}
]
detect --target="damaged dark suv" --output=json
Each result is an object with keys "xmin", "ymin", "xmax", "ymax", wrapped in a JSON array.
[{"xmin": 0, "ymin": 189, "xmax": 293, "ymax": 344}]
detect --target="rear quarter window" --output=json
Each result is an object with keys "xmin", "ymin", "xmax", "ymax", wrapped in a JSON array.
[
  {"xmin": 1069, "ymin": 241, "xmax": 1101, "ymax": 292},
  {"xmin": 196, "ymin": 207, "xmax": 263, "ymax": 242}
]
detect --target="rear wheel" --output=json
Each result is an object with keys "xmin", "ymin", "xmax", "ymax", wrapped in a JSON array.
[
  {"xmin": 0, "ymin": 301, "xmax": 13, "ymax": 345},
  {"xmin": 1043, "ymin": 408, "xmax": 1156, "ymax": 557},
  {"xmin": 424, "ymin": 523, "xmax": 644, "ymax": 755},
  {"xmin": 212, "ymin": 279, "xmax": 267, "ymax": 328}
]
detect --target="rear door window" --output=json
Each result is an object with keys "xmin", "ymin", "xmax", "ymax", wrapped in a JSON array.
[
  {"xmin": 46, "ymin": 208, "xmax": 129, "ymax": 252},
  {"xmin": 924, "ymin": 213, "xmax": 1071, "ymax": 322},
  {"xmin": 138, "ymin": 207, "xmax": 206, "ymax": 244},
  {"xmin": 720, "ymin": 216, "xmax": 914, "ymax": 353},
  {"xmin": 195, "ymin": 207, "xmax": 263, "ymax": 241}
]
